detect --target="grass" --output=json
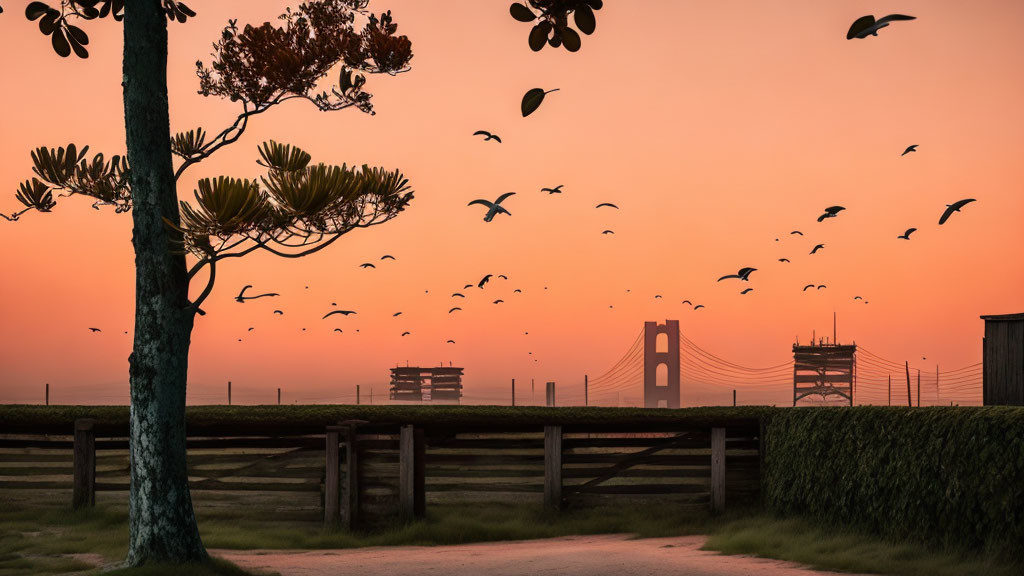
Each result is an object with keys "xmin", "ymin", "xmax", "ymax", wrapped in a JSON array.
[
  {"xmin": 1, "ymin": 493, "xmax": 1021, "ymax": 575},
  {"xmin": 704, "ymin": 515, "xmax": 1021, "ymax": 576}
]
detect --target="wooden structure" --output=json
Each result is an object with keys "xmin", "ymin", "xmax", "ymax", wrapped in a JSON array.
[
  {"xmin": 644, "ymin": 320, "xmax": 681, "ymax": 408},
  {"xmin": 1, "ymin": 414, "xmax": 761, "ymax": 526},
  {"xmin": 982, "ymin": 313, "xmax": 1024, "ymax": 405},
  {"xmin": 389, "ymin": 366, "xmax": 464, "ymax": 403},
  {"xmin": 792, "ymin": 342, "xmax": 856, "ymax": 406}
]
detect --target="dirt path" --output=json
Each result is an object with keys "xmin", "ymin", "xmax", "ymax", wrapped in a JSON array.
[{"xmin": 216, "ymin": 534, "xmax": 865, "ymax": 576}]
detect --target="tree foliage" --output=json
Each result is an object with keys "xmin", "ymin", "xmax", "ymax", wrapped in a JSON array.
[{"xmin": 509, "ymin": 0, "xmax": 602, "ymax": 52}]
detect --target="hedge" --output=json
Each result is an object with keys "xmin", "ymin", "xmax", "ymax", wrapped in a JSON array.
[{"xmin": 763, "ymin": 406, "xmax": 1024, "ymax": 560}]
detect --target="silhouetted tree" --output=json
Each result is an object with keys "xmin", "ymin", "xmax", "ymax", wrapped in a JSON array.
[
  {"xmin": 509, "ymin": 0, "xmax": 602, "ymax": 52},
  {"xmin": 5, "ymin": 0, "xmax": 413, "ymax": 566}
]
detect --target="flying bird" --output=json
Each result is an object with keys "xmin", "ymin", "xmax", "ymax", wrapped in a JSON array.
[
  {"xmin": 498, "ymin": 275, "xmax": 508, "ymax": 280},
  {"xmin": 602, "ymin": 230, "xmax": 615, "ymax": 235},
  {"xmin": 817, "ymin": 285, "xmax": 827, "ymax": 290},
  {"xmin": 901, "ymin": 145, "xmax": 918, "ymax": 156},
  {"xmin": 88, "ymin": 327, "xmax": 101, "ymax": 332},
  {"xmin": 682, "ymin": 300, "xmax": 692, "ymax": 306},
  {"xmin": 847, "ymin": 14, "xmax": 916, "ymax": 39},
  {"xmin": 393, "ymin": 312, "xmax": 402, "ymax": 317},
  {"xmin": 790, "ymin": 230, "xmax": 803, "ymax": 236},
  {"xmin": 247, "ymin": 327, "xmax": 254, "ymax": 332},
  {"xmin": 654, "ymin": 295, "xmax": 662, "ymax": 299},
  {"xmin": 273, "ymin": 310, "xmax": 283, "ymax": 315},
  {"xmin": 718, "ymin": 267, "xmax": 757, "ymax": 282},
  {"xmin": 740, "ymin": 288, "xmax": 754, "ymax": 295},
  {"xmin": 897, "ymin": 228, "xmax": 917, "ymax": 240},
  {"xmin": 694, "ymin": 305, "xmax": 705, "ymax": 310},
  {"xmin": 938, "ymin": 199, "xmax": 976, "ymax": 225},
  {"xmin": 478, "ymin": 274, "xmax": 493, "ymax": 288},
  {"xmin": 854, "ymin": 296, "xmax": 863, "ymax": 300},
  {"xmin": 803, "ymin": 284, "xmax": 816, "ymax": 292},
  {"xmin": 401, "ymin": 331, "xmax": 411, "ymax": 336},
  {"xmin": 493, "ymin": 299, "xmax": 504, "ymax": 304},
  {"xmin": 513, "ymin": 289, "xmax": 522, "ymax": 293},
  {"xmin": 446, "ymin": 339, "xmax": 456, "ymax": 344},
  {"xmin": 596, "ymin": 202, "xmax": 619, "ymax": 209},
  {"xmin": 322, "ymin": 310, "xmax": 356, "ymax": 319},
  {"xmin": 360, "ymin": 262, "xmax": 376, "ymax": 269},
  {"xmin": 381, "ymin": 255, "xmax": 396, "ymax": 260},
  {"xmin": 235, "ymin": 285, "xmax": 279, "ymax": 302},
  {"xmin": 810, "ymin": 244, "xmax": 825, "ymax": 255},
  {"xmin": 473, "ymin": 130, "xmax": 501, "ymax": 143},
  {"xmin": 779, "ymin": 258, "xmax": 790, "ymax": 263},
  {"xmin": 452, "ymin": 292, "xmax": 465, "ymax": 298},
  {"xmin": 468, "ymin": 192, "xmax": 515, "ymax": 222},
  {"xmin": 464, "ymin": 284, "xmax": 474, "ymax": 289},
  {"xmin": 541, "ymin": 185, "xmax": 563, "ymax": 194},
  {"xmin": 817, "ymin": 206, "xmax": 846, "ymax": 222},
  {"xmin": 449, "ymin": 307, "xmax": 462, "ymax": 313},
  {"xmin": 333, "ymin": 328, "xmax": 343, "ymax": 333}
]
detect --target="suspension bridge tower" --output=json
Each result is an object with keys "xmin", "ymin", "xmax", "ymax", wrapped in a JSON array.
[{"xmin": 644, "ymin": 320, "xmax": 681, "ymax": 408}]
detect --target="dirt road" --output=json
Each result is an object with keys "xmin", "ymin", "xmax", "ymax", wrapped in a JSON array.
[{"xmin": 217, "ymin": 534, "xmax": 862, "ymax": 576}]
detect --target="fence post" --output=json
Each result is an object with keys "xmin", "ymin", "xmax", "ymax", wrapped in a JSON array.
[
  {"xmin": 400, "ymin": 425, "xmax": 415, "ymax": 522},
  {"xmin": 72, "ymin": 419, "xmax": 96, "ymax": 509},
  {"xmin": 324, "ymin": 425, "xmax": 342, "ymax": 526},
  {"xmin": 546, "ymin": 382, "xmax": 556, "ymax": 407},
  {"xmin": 341, "ymin": 420, "xmax": 365, "ymax": 530},
  {"xmin": 544, "ymin": 425, "xmax": 562, "ymax": 510},
  {"xmin": 414, "ymin": 427, "xmax": 426, "ymax": 518},
  {"xmin": 711, "ymin": 427, "xmax": 725, "ymax": 514}
]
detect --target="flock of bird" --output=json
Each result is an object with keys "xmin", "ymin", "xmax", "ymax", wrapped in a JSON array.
[{"xmin": 83, "ymin": 12, "xmax": 981, "ymax": 361}]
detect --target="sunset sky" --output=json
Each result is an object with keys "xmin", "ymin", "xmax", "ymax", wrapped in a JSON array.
[{"xmin": 1, "ymin": 1, "xmax": 1022, "ymax": 407}]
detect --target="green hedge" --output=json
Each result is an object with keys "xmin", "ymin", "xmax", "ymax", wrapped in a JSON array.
[{"xmin": 763, "ymin": 406, "xmax": 1024, "ymax": 560}]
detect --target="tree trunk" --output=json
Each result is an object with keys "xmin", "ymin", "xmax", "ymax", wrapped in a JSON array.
[{"xmin": 123, "ymin": 0, "xmax": 207, "ymax": 565}]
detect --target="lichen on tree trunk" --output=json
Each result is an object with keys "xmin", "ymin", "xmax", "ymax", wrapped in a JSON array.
[{"xmin": 123, "ymin": 0, "xmax": 207, "ymax": 565}]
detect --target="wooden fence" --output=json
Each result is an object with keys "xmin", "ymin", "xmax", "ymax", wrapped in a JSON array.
[{"xmin": 0, "ymin": 416, "xmax": 761, "ymax": 528}]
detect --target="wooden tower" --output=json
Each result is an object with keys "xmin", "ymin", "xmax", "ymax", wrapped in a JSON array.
[{"xmin": 792, "ymin": 341, "xmax": 856, "ymax": 406}]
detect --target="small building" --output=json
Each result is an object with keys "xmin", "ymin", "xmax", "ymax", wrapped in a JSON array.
[
  {"xmin": 792, "ymin": 342, "xmax": 856, "ymax": 406},
  {"xmin": 982, "ymin": 313, "xmax": 1024, "ymax": 406},
  {"xmin": 389, "ymin": 366, "xmax": 464, "ymax": 404}
]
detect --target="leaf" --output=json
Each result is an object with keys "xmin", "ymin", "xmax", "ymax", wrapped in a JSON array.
[
  {"xmin": 521, "ymin": 88, "xmax": 550, "ymax": 117},
  {"xmin": 38, "ymin": 9, "xmax": 60, "ymax": 34},
  {"xmin": 574, "ymin": 5, "xmax": 596, "ymax": 35},
  {"xmin": 51, "ymin": 29, "xmax": 71, "ymax": 57},
  {"xmin": 509, "ymin": 3, "xmax": 535, "ymax": 22},
  {"xmin": 528, "ymin": 21, "xmax": 550, "ymax": 52},
  {"xmin": 561, "ymin": 26, "xmax": 581, "ymax": 51},
  {"xmin": 26, "ymin": 2, "xmax": 50, "ymax": 20},
  {"xmin": 66, "ymin": 24, "xmax": 89, "ymax": 45},
  {"xmin": 586, "ymin": 0, "xmax": 603, "ymax": 9}
]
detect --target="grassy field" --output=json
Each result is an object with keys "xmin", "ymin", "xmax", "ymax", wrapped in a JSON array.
[{"xmin": 1, "ymin": 491, "xmax": 1019, "ymax": 576}]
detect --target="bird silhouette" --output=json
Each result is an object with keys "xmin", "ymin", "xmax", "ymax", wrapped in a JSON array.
[
  {"xmin": 360, "ymin": 262, "xmax": 376, "ymax": 269},
  {"xmin": 452, "ymin": 292, "xmax": 465, "ymax": 298},
  {"xmin": 468, "ymin": 192, "xmax": 515, "ymax": 222},
  {"xmin": 498, "ymin": 274, "xmax": 508, "ymax": 280},
  {"xmin": 939, "ymin": 199, "xmax": 976, "ymax": 225},
  {"xmin": 718, "ymin": 267, "xmax": 757, "ymax": 282},
  {"xmin": 235, "ymin": 285, "xmax": 279, "ymax": 302},
  {"xmin": 694, "ymin": 305, "xmax": 705, "ymax": 310},
  {"xmin": 901, "ymin": 145, "xmax": 918, "ymax": 156},
  {"xmin": 817, "ymin": 206, "xmax": 845, "ymax": 222},
  {"xmin": 513, "ymin": 289, "xmax": 522, "ymax": 293},
  {"xmin": 446, "ymin": 339, "xmax": 456, "ymax": 344},
  {"xmin": 393, "ymin": 312, "xmax": 402, "ymax": 317},
  {"xmin": 247, "ymin": 327, "xmax": 254, "ymax": 332},
  {"xmin": 478, "ymin": 274, "xmax": 493, "ymax": 288},
  {"xmin": 493, "ymin": 299, "xmax": 504, "ymax": 304},
  {"xmin": 463, "ymin": 284, "xmax": 474, "ymax": 289},
  {"xmin": 401, "ymin": 331, "xmax": 411, "ymax": 336},
  {"xmin": 541, "ymin": 185, "xmax": 563, "ymax": 194},
  {"xmin": 847, "ymin": 14, "xmax": 916, "ymax": 39},
  {"xmin": 602, "ymin": 230, "xmax": 615, "ymax": 235},
  {"xmin": 898, "ymin": 228, "xmax": 917, "ymax": 240},
  {"xmin": 740, "ymin": 288, "xmax": 754, "ymax": 295},
  {"xmin": 273, "ymin": 310, "xmax": 284, "ymax": 315},
  {"xmin": 779, "ymin": 258, "xmax": 790, "ymax": 263},
  {"xmin": 323, "ymin": 310, "xmax": 356, "ymax": 319},
  {"xmin": 682, "ymin": 300, "xmax": 692, "ymax": 306},
  {"xmin": 88, "ymin": 327, "xmax": 101, "ymax": 332},
  {"xmin": 449, "ymin": 307, "xmax": 462, "ymax": 313},
  {"xmin": 473, "ymin": 130, "xmax": 501, "ymax": 143},
  {"xmin": 854, "ymin": 296, "xmax": 863, "ymax": 300},
  {"xmin": 334, "ymin": 328, "xmax": 343, "ymax": 333},
  {"xmin": 654, "ymin": 295, "xmax": 662, "ymax": 299},
  {"xmin": 810, "ymin": 244, "xmax": 825, "ymax": 255},
  {"xmin": 817, "ymin": 285, "xmax": 827, "ymax": 290},
  {"xmin": 790, "ymin": 230, "xmax": 803, "ymax": 236},
  {"xmin": 381, "ymin": 254, "xmax": 396, "ymax": 260},
  {"xmin": 803, "ymin": 284, "xmax": 816, "ymax": 291},
  {"xmin": 596, "ymin": 202, "xmax": 619, "ymax": 209}
]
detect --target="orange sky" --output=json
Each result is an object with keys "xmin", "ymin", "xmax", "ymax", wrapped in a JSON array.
[{"xmin": 1, "ymin": 0, "xmax": 1022, "ymax": 407}]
